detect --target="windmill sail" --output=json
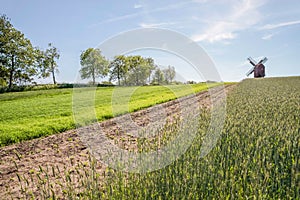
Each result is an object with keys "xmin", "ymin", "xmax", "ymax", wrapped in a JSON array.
[
  {"xmin": 247, "ymin": 57, "xmax": 257, "ymax": 66},
  {"xmin": 258, "ymin": 57, "xmax": 268, "ymax": 64},
  {"xmin": 246, "ymin": 66, "xmax": 255, "ymax": 76}
]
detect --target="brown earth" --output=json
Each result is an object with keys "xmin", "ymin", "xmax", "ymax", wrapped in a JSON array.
[{"xmin": 0, "ymin": 84, "xmax": 235, "ymax": 199}]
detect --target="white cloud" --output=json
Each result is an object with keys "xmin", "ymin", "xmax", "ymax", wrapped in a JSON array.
[
  {"xmin": 262, "ymin": 33, "xmax": 273, "ymax": 40},
  {"xmin": 134, "ymin": 4, "xmax": 143, "ymax": 9},
  {"xmin": 191, "ymin": 21, "xmax": 239, "ymax": 42},
  {"xmin": 91, "ymin": 13, "xmax": 139, "ymax": 25},
  {"xmin": 192, "ymin": 0, "xmax": 208, "ymax": 3},
  {"xmin": 145, "ymin": 1, "xmax": 191, "ymax": 13},
  {"xmin": 261, "ymin": 20, "xmax": 300, "ymax": 30},
  {"xmin": 191, "ymin": 0, "xmax": 266, "ymax": 43},
  {"xmin": 93, "ymin": 1, "xmax": 191, "ymax": 26},
  {"xmin": 139, "ymin": 22, "xmax": 177, "ymax": 28}
]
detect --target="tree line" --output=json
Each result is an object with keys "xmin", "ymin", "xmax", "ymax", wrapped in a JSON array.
[
  {"xmin": 0, "ymin": 15, "xmax": 59, "ymax": 89},
  {"xmin": 80, "ymin": 48, "xmax": 176, "ymax": 86},
  {"xmin": 0, "ymin": 14, "xmax": 176, "ymax": 89}
]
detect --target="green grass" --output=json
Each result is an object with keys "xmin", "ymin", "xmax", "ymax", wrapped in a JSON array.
[
  {"xmin": 0, "ymin": 83, "xmax": 225, "ymax": 146},
  {"xmin": 13, "ymin": 77, "xmax": 299, "ymax": 199}
]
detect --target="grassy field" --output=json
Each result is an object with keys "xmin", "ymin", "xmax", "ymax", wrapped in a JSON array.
[
  {"xmin": 0, "ymin": 83, "xmax": 223, "ymax": 146},
  {"xmin": 98, "ymin": 76, "xmax": 299, "ymax": 199},
  {"xmin": 6, "ymin": 76, "xmax": 300, "ymax": 199}
]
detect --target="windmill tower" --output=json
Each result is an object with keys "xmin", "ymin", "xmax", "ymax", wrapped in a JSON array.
[{"xmin": 246, "ymin": 57, "xmax": 267, "ymax": 78}]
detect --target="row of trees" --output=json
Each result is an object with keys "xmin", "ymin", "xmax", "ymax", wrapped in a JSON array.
[
  {"xmin": 0, "ymin": 14, "xmax": 176, "ymax": 88},
  {"xmin": 0, "ymin": 15, "xmax": 59, "ymax": 88},
  {"xmin": 79, "ymin": 48, "xmax": 176, "ymax": 86}
]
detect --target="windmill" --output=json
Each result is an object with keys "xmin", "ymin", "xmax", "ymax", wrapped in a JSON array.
[{"xmin": 246, "ymin": 57, "xmax": 267, "ymax": 78}]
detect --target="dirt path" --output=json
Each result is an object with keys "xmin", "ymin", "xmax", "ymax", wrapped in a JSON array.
[{"xmin": 0, "ymin": 84, "xmax": 235, "ymax": 199}]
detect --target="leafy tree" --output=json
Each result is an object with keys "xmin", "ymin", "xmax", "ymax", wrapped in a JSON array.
[
  {"xmin": 0, "ymin": 15, "xmax": 11, "ymax": 70},
  {"xmin": 0, "ymin": 15, "xmax": 16, "ymax": 87},
  {"xmin": 125, "ymin": 56, "xmax": 156, "ymax": 86},
  {"xmin": 0, "ymin": 64, "xmax": 8, "ymax": 87},
  {"xmin": 109, "ymin": 55, "xmax": 128, "ymax": 86},
  {"xmin": 126, "ymin": 55, "xmax": 144, "ymax": 85},
  {"xmin": 39, "ymin": 43, "xmax": 60, "ymax": 84},
  {"xmin": 163, "ymin": 65, "xmax": 176, "ymax": 84},
  {"xmin": 152, "ymin": 68, "xmax": 165, "ymax": 85},
  {"xmin": 145, "ymin": 57, "xmax": 156, "ymax": 83},
  {"xmin": 80, "ymin": 48, "xmax": 109, "ymax": 85},
  {"xmin": 0, "ymin": 15, "xmax": 36, "ymax": 88}
]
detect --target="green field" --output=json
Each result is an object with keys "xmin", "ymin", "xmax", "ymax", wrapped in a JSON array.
[
  {"xmin": 0, "ymin": 83, "xmax": 223, "ymax": 146},
  {"xmin": 100, "ymin": 76, "xmax": 299, "ymax": 199},
  {"xmin": 5, "ymin": 77, "xmax": 300, "ymax": 199}
]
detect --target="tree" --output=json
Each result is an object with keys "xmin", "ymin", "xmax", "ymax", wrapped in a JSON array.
[
  {"xmin": 39, "ymin": 43, "xmax": 60, "ymax": 84},
  {"xmin": 152, "ymin": 68, "xmax": 165, "ymax": 85},
  {"xmin": 127, "ymin": 55, "xmax": 144, "ymax": 86},
  {"xmin": 109, "ymin": 55, "xmax": 128, "ymax": 86},
  {"xmin": 125, "ymin": 56, "xmax": 156, "ymax": 86},
  {"xmin": 0, "ymin": 64, "xmax": 8, "ymax": 86},
  {"xmin": 145, "ymin": 57, "xmax": 156, "ymax": 83},
  {"xmin": 0, "ymin": 15, "xmax": 36, "ymax": 88},
  {"xmin": 163, "ymin": 65, "xmax": 176, "ymax": 84},
  {"xmin": 80, "ymin": 48, "xmax": 109, "ymax": 85},
  {"xmin": 0, "ymin": 15, "xmax": 11, "ymax": 69}
]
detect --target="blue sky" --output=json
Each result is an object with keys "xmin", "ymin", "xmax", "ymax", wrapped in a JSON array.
[{"xmin": 1, "ymin": 0, "xmax": 300, "ymax": 83}]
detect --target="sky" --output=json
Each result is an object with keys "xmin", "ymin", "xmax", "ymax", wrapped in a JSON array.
[{"xmin": 1, "ymin": 0, "xmax": 300, "ymax": 83}]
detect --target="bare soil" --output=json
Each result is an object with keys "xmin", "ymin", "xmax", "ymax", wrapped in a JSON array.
[{"xmin": 0, "ymin": 84, "xmax": 235, "ymax": 199}]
